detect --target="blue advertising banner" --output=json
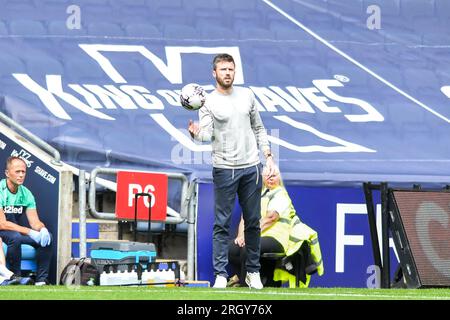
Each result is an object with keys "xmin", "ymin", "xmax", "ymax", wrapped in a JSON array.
[{"xmin": 197, "ymin": 182, "xmax": 399, "ymax": 288}]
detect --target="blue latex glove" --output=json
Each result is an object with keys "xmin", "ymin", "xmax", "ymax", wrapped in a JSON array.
[
  {"xmin": 39, "ymin": 228, "xmax": 51, "ymax": 247},
  {"xmin": 28, "ymin": 229, "xmax": 41, "ymax": 244}
]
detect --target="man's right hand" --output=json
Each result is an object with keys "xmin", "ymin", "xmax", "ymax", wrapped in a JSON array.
[
  {"xmin": 234, "ymin": 236, "xmax": 245, "ymax": 248},
  {"xmin": 188, "ymin": 120, "xmax": 200, "ymax": 139},
  {"xmin": 28, "ymin": 229, "xmax": 41, "ymax": 244}
]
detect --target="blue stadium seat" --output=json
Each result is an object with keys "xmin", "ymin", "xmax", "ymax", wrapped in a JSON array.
[
  {"xmin": 363, "ymin": 120, "xmax": 399, "ymax": 150},
  {"xmin": 244, "ymin": 44, "xmax": 283, "ymax": 67},
  {"xmin": 136, "ymin": 221, "xmax": 165, "ymax": 233},
  {"xmin": 87, "ymin": 22, "xmax": 124, "ymax": 37},
  {"xmin": 0, "ymin": 21, "xmax": 7, "ymax": 35},
  {"xmin": 0, "ymin": 53, "xmax": 26, "ymax": 85},
  {"xmin": 382, "ymin": 29, "xmax": 423, "ymax": 46},
  {"xmin": 155, "ymin": 6, "xmax": 190, "ymax": 26},
  {"xmin": 368, "ymin": 66, "xmax": 405, "ymax": 88},
  {"xmin": 63, "ymin": 57, "xmax": 106, "ymax": 82},
  {"xmin": 112, "ymin": 0, "xmax": 148, "ymax": 13},
  {"xmin": 0, "ymin": 90, "xmax": 49, "ymax": 122},
  {"xmin": 2, "ymin": 243, "xmax": 37, "ymax": 273},
  {"xmin": 422, "ymin": 31, "xmax": 450, "ymax": 46},
  {"xmin": 183, "ymin": 59, "xmax": 214, "ymax": 85},
  {"xmin": 326, "ymin": 63, "xmax": 369, "ymax": 90},
  {"xmin": 182, "ymin": 0, "xmax": 219, "ymax": 11},
  {"xmin": 315, "ymin": 30, "xmax": 351, "ymax": 48},
  {"xmin": 256, "ymin": 0, "xmax": 295, "ymax": 25},
  {"xmin": 303, "ymin": 12, "xmax": 339, "ymax": 32},
  {"xmin": 362, "ymin": 0, "xmax": 401, "ymax": 16},
  {"xmin": 1, "ymin": 1, "xmax": 42, "ymax": 21},
  {"xmin": 327, "ymin": 0, "xmax": 364, "ymax": 18},
  {"xmin": 47, "ymin": 20, "xmax": 87, "ymax": 36},
  {"xmin": 404, "ymin": 68, "xmax": 441, "ymax": 93},
  {"xmin": 102, "ymin": 129, "xmax": 144, "ymax": 155},
  {"xmin": 118, "ymin": 5, "xmax": 152, "ymax": 24},
  {"xmin": 77, "ymin": 0, "xmax": 109, "ymax": 4},
  {"xmin": 239, "ymin": 27, "xmax": 274, "ymax": 40},
  {"xmin": 125, "ymin": 23, "xmax": 161, "ymax": 38},
  {"xmin": 9, "ymin": 20, "xmax": 46, "ymax": 36},
  {"xmin": 256, "ymin": 62, "xmax": 293, "ymax": 86},
  {"xmin": 140, "ymin": 47, "xmax": 171, "ymax": 85},
  {"xmin": 163, "ymin": 24, "xmax": 197, "ymax": 39},
  {"xmin": 293, "ymin": 65, "xmax": 329, "ymax": 84},
  {"xmin": 436, "ymin": 67, "xmax": 450, "ymax": 85},
  {"xmin": 412, "ymin": 17, "xmax": 446, "ymax": 35},
  {"xmin": 325, "ymin": 119, "xmax": 363, "ymax": 142},
  {"xmin": 38, "ymin": 0, "xmax": 72, "ymax": 18},
  {"xmin": 113, "ymin": 0, "xmax": 147, "ymax": 6},
  {"xmin": 150, "ymin": 0, "xmax": 183, "ymax": 11},
  {"xmin": 242, "ymin": 64, "xmax": 257, "ymax": 85},
  {"xmin": 75, "ymin": 150, "xmax": 108, "ymax": 166},
  {"xmin": 105, "ymin": 58, "xmax": 144, "ymax": 83},
  {"xmin": 79, "ymin": 1, "xmax": 116, "ymax": 23},
  {"xmin": 232, "ymin": 10, "xmax": 265, "ymax": 30},
  {"xmin": 389, "ymin": 101, "xmax": 424, "ymax": 123},
  {"xmin": 436, "ymin": 0, "xmax": 450, "ymax": 18},
  {"xmin": 270, "ymin": 22, "xmax": 314, "ymax": 44},
  {"xmin": 53, "ymin": 124, "xmax": 103, "ymax": 154},
  {"xmin": 342, "ymin": 27, "xmax": 385, "ymax": 44},
  {"xmin": 197, "ymin": 23, "xmax": 235, "ymax": 40},
  {"xmin": 194, "ymin": 12, "xmax": 227, "ymax": 30},
  {"xmin": 286, "ymin": 46, "xmax": 323, "ymax": 66},
  {"xmin": 219, "ymin": 0, "xmax": 256, "ymax": 12},
  {"xmin": 401, "ymin": 0, "xmax": 434, "ymax": 19},
  {"xmin": 25, "ymin": 55, "xmax": 64, "ymax": 78},
  {"xmin": 39, "ymin": 0, "xmax": 71, "ymax": 6}
]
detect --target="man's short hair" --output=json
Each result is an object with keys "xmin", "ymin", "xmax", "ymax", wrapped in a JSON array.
[
  {"xmin": 6, "ymin": 156, "xmax": 26, "ymax": 170},
  {"xmin": 212, "ymin": 53, "xmax": 235, "ymax": 70}
]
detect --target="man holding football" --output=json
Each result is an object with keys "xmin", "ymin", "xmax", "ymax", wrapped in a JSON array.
[{"xmin": 188, "ymin": 53, "xmax": 276, "ymax": 289}]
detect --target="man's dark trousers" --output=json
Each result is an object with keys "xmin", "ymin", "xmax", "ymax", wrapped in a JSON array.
[
  {"xmin": 212, "ymin": 164, "xmax": 262, "ymax": 278},
  {"xmin": 0, "ymin": 230, "xmax": 53, "ymax": 282}
]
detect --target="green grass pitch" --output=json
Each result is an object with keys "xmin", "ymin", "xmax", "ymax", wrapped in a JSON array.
[{"xmin": 1, "ymin": 286, "xmax": 450, "ymax": 300}]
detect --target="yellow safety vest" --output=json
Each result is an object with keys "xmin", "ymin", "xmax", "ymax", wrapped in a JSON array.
[
  {"xmin": 260, "ymin": 186, "xmax": 295, "ymax": 252},
  {"xmin": 273, "ymin": 216, "xmax": 324, "ymax": 287},
  {"xmin": 286, "ymin": 215, "xmax": 324, "ymax": 276}
]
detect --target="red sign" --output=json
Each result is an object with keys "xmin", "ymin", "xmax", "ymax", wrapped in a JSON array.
[{"xmin": 115, "ymin": 171, "xmax": 168, "ymax": 221}]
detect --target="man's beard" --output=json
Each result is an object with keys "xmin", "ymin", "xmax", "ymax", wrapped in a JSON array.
[{"xmin": 217, "ymin": 76, "xmax": 233, "ymax": 89}]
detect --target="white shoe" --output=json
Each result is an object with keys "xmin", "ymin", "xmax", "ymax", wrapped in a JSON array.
[
  {"xmin": 35, "ymin": 281, "xmax": 47, "ymax": 286},
  {"xmin": 212, "ymin": 275, "xmax": 227, "ymax": 289},
  {"xmin": 245, "ymin": 272, "xmax": 263, "ymax": 290}
]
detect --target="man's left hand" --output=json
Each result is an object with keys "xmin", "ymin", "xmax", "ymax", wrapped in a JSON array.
[
  {"xmin": 39, "ymin": 228, "xmax": 51, "ymax": 247},
  {"xmin": 265, "ymin": 156, "xmax": 276, "ymax": 177}
]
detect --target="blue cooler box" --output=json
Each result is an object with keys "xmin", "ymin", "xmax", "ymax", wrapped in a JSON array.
[{"xmin": 90, "ymin": 241, "xmax": 157, "ymax": 272}]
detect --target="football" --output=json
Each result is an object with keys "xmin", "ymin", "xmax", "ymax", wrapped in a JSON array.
[{"xmin": 179, "ymin": 83, "xmax": 206, "ymax": 111}]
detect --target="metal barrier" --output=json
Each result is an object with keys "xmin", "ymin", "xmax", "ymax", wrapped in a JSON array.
[
  {"xmin": 0, "ymin": 111, "xmax": 62, "ymax": 166},
  {"xmin": 84, "ymin": 167, "xmax": 197, "ymax": 280}
]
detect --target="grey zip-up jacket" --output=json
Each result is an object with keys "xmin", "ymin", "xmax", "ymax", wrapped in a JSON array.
[{"xmin": 194, "ymin": 86, "xmax": 270, "ymax": 169}]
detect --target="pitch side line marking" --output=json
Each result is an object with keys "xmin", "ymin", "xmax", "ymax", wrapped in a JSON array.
[{"xmin": 262, "ymin": 0, "xmax": 450, "ymax": 124}]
